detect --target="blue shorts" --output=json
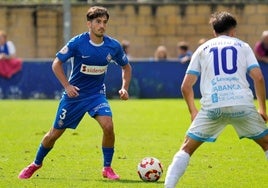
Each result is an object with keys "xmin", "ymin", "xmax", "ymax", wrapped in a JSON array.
[{"xmin": 53, "ymin": 94, "xmax": 112, "ymax": 129}]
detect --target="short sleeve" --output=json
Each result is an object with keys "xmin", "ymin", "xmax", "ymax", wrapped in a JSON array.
[
  {"xmin": 186, "ymin": 47, "xmax": 201, "ymax": 77},
  {"xmin": 56, "ymin": 37, "xmax": 76, "ymax": 63},
  {"xmin": 114, "ymin": 41, "xmax": 129, "ymax": 66}
]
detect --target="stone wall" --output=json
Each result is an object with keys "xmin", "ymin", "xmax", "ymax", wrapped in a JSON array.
[{"xmin": 0, "ymin": 2, "xmax": 267, "ymax": 59}]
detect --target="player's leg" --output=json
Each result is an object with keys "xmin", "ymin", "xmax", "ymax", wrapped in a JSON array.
[
  {"xmin": 231, "ymin": 106, "xmax": 268, "ymax": 160},
  {"xmin": 18, "ymin": 128, "xmax": 65, "ymax": 179},
  {"xmin": 19, "ymin": 98, "xmax": 85, "ymax": 179},
  {"xmin": 95, "ymin": 115, "xmax": 115, "ymax": 148},
  {"xmin": 33, "ymin": 127, "xmax": 65, "ymax": 165},
  {"xmin": 165, "ymin": 108, "xmax": 226, "ymax": 188},
  {"xmin": 94, "ymin": 115, "xmax": 119, "ymax": 180},
  {"xmin": 37, "ymin": 127, "xmax": 66, "ymax": 163},
  {"xmin": 88, "ymin": 94, "xmax": 119, "ymax": 180},
  {"xmin": 164, "ymin": 136, "xmax": 203, "ymax": 188},
  {"xmin": 254, "ymin": 135, "xmax": 268, "ymax": 160}
]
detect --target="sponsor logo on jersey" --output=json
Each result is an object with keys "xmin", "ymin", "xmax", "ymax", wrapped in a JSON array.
[{"xmin": 80, "ymin": 64, "xmax": 107, "ymax": 75}]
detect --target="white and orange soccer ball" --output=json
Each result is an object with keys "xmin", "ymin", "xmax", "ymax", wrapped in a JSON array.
[{"xmin": 137, "ymin": 157, "xmax": 163, "ymax": 182}]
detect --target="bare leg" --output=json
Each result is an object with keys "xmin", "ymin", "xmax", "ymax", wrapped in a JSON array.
[
  {"xmin": 33, "ymin": 127, "xmax": 66, "ymax": 165},
  {"xmin": 180, "ymin": 136, "xmax": 203, "ymax": 156},
  {"xmin": 18, "ymin": 128, "xmax": 66, "ymax": 179},
  {"xmin": 41, "ymin": 127, "xmax": 66, "ymax": 148},
  {"xmin": 95, "ymin": 115, "xmax": 119, "ymax": 180},
  {"xmin": 95, "ymin": 116, "xmax": 115, "ymax": 147},
  {"xmin": 254, "ymin": 134, "xmax": 268, "ymax": 159}
]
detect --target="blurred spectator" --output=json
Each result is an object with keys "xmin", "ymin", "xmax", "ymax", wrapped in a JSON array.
[
  {"xmin": 154, "ymin": 45, "xmax": 168, "ymax": 61},
  {"xmin": 254, "ymin": 30, "xmax": 268, "ymax": 63},
  {"xmin": 0, "ymin": 30, "xmax": 22, "ymax": 78},
  {"xmin": 177, "ymin": 41, "xmax": 192, "ymax": 64},
  {"xmin": 121, "ymin": 39, "xmax": 131, "ymax": 59}
]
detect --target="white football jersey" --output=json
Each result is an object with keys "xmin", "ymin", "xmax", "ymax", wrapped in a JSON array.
[{"xmin": 187, "ymin": 35, "xmax": 259, "ymax": 109}]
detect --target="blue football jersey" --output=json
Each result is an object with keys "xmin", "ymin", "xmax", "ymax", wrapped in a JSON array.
[{"xmin": 56, "ymin": 32, "xmax": 128, "ymax": 98}]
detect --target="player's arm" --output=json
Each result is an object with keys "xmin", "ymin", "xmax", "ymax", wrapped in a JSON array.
[
  {"xmin": 119, "ymin": 63, "xmax": 132, "ymax": 100},
  {"xmin": 52, "ymin": 57, "xmax": 79, "ymax": 98},
  {"xmin": 181, "ymin": 74, "xmax": 199, "ymax": 121},
  {"xmin": 249, "ymin": 67, "xmax": 268, "ymax": 121}
]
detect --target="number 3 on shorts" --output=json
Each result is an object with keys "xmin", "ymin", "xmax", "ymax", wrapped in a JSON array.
[{"xmin": 59, "ymin": 108, "xmax": 67, "ymax": 120}]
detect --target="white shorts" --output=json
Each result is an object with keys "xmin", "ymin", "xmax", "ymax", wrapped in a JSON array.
[{"xmin": 187, "ymin": 105, "xmax": 268, "ymax": 142}]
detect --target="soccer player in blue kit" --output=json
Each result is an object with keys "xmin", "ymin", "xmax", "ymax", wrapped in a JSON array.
[
  {"xmin": 164, "ymin": 11, "xmax": 268, "ymax": 188},
  {"xmin": 18, "ymin": 6, "xmax": 131, "ymax": 180}
]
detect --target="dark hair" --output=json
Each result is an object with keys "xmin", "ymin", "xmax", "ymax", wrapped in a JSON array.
[
  {"xmin": 179, "ymin": 45, "xmax": 188, "ymax": 51},
  {"xmin": 86, "ymin": 6, "xmax": 109, "ymax": 21},
  {"xmin": 209, "ymin": 11, "xmax": 237, "ymax": 34},
  {"xmin": 177, "ymin": 41, "xmax": 189, "ymax": 51}
]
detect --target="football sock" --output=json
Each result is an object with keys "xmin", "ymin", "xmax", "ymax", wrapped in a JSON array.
[
  {"xmin": 102, "ymin": 147, "xmax": 114, "ymax": 167},
  {"xmin": 265, "ymin": 150, "xmax": 268, "ymax": 160},
  {"xmin": 34, "ymin": 144, "xmax": 52, "ymax": 166},
  {"xmin": 164, "ymin": 150, "xmax": 190, "ymax": 188}
]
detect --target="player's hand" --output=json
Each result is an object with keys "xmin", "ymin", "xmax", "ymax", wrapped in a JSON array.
[
  {"xmin": 190, "ymin": 109, "xmax": 198, "ymax": 122},
  {"xmin": 65, "ymin": 85, "xmax": 80, "ymax": 98},
  {"xmin": 118, "ymin": 88, "xmax": 129, "ymax": 100},
  {"xmin": 0, "ymin": 53, "xmax": 6, "ymax": 60},
  {"xmin": 258, "ymin": 110, "xmax": 268, "ymax": 122}
]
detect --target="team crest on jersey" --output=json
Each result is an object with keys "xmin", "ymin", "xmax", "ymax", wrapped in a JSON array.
[
  {"xmin": 59, "ymin": 46, "xmax": 68, "ymax": 54},
  {"xmin": 106, "ymin": 53, "xmax": 112, "ymax": 62},
  {"xmin": 106, "ymin": 53, "xmax": 117, "ymax": 64}
]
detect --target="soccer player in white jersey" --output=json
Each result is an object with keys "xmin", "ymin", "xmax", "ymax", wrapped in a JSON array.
[
  {"xmin": 165, "ymin": 11, "xmax": 268, "ymax": 188},
  {"xmin": 18, "ymin": 6, "xmax": 132, "ymax": 180}
]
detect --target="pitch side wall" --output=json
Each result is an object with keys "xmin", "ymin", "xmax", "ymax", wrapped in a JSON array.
[{"xmin": 0, "ymin": 2, "xmax": 267, "ymax": 59}]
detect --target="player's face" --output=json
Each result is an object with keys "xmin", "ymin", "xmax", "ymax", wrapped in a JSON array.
[{"xmin": 88, "ymin": 16, "xmax": 108, "ymax": 38}]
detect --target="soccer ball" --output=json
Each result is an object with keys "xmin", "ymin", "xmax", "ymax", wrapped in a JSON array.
[{"xmin": 137, "ymin": 157, "xmax": 163, "ymax": 182}]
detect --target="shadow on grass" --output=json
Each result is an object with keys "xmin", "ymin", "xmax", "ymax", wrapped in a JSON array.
[
  {"xmin": 100, "ymin": 178, "xmax": 164, "ymax": 184},
  {"xmin": 34, "ymin": 176, "xmax": 164, "ymax": 184},
  {"xmin": 33, "ymin": 177, "xmax": 92, "ymax": 181}
]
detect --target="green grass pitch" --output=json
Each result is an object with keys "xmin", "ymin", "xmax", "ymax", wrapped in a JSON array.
[{"xmin": 0, "ymin": 99, "xmax": 267, "ymax": 188}]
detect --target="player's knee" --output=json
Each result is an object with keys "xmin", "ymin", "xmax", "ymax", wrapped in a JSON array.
[
  {"xmin": 99, "ymin": 118, "xmax": 114, "ymax": 133},
  {"xmin": 102, "ymin": 124, "xmax": 114, "ymax": 134}
]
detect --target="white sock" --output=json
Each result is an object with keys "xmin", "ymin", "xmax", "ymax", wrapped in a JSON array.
[
  {"xmin": 164, "ymin": 150, "xmax": 190, "ymax": 188},
  {"xmin": 265, "ymin": 150, "xmax": 268, "ymax": 160}
]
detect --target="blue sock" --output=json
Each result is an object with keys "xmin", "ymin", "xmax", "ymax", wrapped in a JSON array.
[
  {"xmin": 34, "ymin": 144, "xmax": 52, "ymax": 165},
  {"xmin": 102, "ymin": 147, "xmax": 114, "ymax": 167}
]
